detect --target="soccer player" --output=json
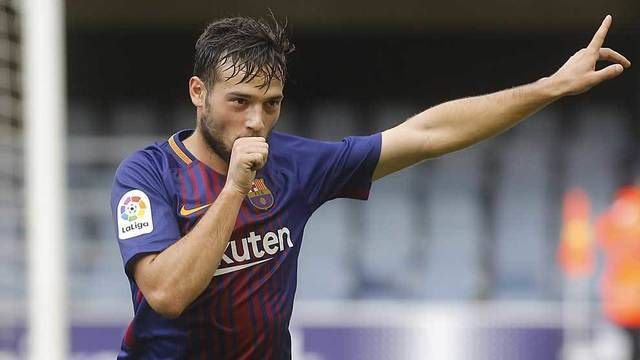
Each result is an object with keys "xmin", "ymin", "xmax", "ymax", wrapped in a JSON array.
[{"xmin": 111, "ymin": 15, "xmax": 630, "ymax": 359}]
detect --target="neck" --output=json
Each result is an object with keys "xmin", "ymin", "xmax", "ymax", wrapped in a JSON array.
[{"xmin": 183, "ymin": 128, "xmax": 229, "ymax": 175}]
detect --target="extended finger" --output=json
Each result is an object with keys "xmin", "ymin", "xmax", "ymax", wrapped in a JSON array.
[
  {"xmin": 588, "ymin": 15, "xmax": 612, "ymax": 49},
  {"xmin": 599, "ymin": 48, "xmax": 632, "ymax": 68}
]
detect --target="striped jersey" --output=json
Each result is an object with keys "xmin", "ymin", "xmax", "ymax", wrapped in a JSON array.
[{"xmin": 111, "ymin": 129, "xmax": 381, "ymax": 359}]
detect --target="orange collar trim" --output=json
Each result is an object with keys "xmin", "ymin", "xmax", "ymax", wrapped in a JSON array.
[{"xmin": 168, "ymin": 134, "xmax": 193, "ymax": 165}]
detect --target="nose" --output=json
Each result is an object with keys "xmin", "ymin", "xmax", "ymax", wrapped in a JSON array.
[{"xmin": 245, "ymin": 105, "xmax": 266, "ymax": 134}]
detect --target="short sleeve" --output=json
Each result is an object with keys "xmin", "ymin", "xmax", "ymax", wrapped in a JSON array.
[
  {"xmin": 111, "ymin": 150, "xmax": 180, "ymax": 278},
  {"xmin": 296, "ymin": 133, "xmax": 381, "ymax": 210}
]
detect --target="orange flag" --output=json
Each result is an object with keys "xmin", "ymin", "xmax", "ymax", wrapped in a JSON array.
[{"xmin": 557, "ymin": 187, "xmax": 594, "ymax": 277}]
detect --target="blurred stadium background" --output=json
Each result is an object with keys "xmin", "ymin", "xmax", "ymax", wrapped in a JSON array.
[{"xmin": 2, "ymin": 0, "xmax": 640, "ymax": 358}]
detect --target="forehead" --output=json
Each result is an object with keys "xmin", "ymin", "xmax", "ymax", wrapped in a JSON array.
[{"xmin": 213, "ymin": 63, "xmax": 283, "ymax": 98}]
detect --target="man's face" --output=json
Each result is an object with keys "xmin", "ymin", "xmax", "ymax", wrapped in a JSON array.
[{"xmin": 198, "ymin": 65, "xmax": 284, "ymax": 163}]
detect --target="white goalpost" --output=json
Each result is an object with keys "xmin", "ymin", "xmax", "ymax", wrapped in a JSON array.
[{"xmin": 21, "ymin": 0, "xmax": 68, "ymax": 358}]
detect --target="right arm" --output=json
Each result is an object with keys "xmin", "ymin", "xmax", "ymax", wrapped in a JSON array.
[
  {"xmin": 372, "ymin": 15, "xmax": 630, "ymax": 180},
  {"xmin": 132, "ymin": 137, "xmax": 268, "ymax": 319}
]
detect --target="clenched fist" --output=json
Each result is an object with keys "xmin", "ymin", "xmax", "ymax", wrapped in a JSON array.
[
  {"xmin": 548, "ymin": 15, "xmax": 631, "ymax": 96},
  {"xmin": 225, "ymin": 137, "xmax": 269, "ymax": 195}
]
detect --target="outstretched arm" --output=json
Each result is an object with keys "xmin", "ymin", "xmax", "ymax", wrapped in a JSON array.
[{"xmin": 373, "ymin": 15, "xmax": 631, "ymax": 180}]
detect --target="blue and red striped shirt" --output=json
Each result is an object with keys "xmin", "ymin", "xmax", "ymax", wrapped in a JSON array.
[{"xmin": 111, "ymin": 129, "xmax": 381, "ymax": 359}]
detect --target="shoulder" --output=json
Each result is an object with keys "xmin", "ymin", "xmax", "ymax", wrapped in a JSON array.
[
  {"xmin": 268, "ymin": 131, "xmax": 313, "ymax": 148},
  {"xmin": 269, "ymin": 131, "xmax": 381, "ymax": 158},
  {"xmin": 268, "ymin": 131, "xmax": 336, "ymax": 156},
  {"xmin": 266, "ymin": 132, "xmax": 323, "ymax": 169}
]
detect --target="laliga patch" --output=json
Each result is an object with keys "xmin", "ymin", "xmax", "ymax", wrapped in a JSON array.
[
  {"xmin": 247, "ymin": 178, "xmax": 274, "ymax": 210},
  {"xmin": 118, "ymin": 189, "xmax": 154, "ymax": 240}
]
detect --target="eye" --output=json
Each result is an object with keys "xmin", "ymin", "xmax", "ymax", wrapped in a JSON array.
[
  {"xmin": 231, "ymin": 98, "xmax": 248, "ymax": 105},
  {"xmin": 266, "ymin": 100, "xmax": 281, "ymax": 108}
]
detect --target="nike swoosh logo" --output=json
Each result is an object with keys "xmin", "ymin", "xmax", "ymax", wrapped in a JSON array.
[
  {"xmin": 179, "ymin": 203, "xmax": 212, "ymax": 216},
  {"xmin": 213, "ymin": 258, "xmax": 272, "ymax": 277}
]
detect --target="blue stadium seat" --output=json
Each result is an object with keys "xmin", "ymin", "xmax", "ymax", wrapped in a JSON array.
[
  {"xmin": 419, "ymin": 142, "xmax": 486, "ymax": 299},
  {"xmin": 494, "ymin": 110, "xmax": 559, "ymax": 298}
]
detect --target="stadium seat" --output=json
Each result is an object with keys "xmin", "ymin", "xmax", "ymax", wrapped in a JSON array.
[
  {"xmin": 419, "ymin": 141, "xmax": 486, "ymax": 299},
  {"xmin": 494, "ymin": 110, "xmax": 558, "ymax": 298}
]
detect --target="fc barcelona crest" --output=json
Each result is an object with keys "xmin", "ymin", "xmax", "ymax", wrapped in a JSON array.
[{"xmin": 247, "ymin": 178, "xmax": 274, "ymax": 210}]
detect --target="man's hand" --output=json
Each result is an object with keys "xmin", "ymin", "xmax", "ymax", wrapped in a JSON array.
[
  {"xmin": 225, "ymin": 137, "xmax": 269, "ymax": 195},
  {"xmin": 134, "ymin": 137, "xmax": 264, "ymax": 319},
  {"xmin": 548, "ymin": 15, "xmax": 631, "ymax": 97}
]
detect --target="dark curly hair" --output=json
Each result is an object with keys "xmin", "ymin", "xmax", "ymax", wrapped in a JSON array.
[{"xmin": 193, "ymin": 14, "xmax": 295, "ymax": 90}]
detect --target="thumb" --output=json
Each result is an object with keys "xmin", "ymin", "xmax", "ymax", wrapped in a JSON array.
[{"xmin": 593, "ymin": 64, "xmax": 624, "ymax": 83}]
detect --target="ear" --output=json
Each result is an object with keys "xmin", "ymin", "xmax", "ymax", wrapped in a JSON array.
[{"xmin": 189, "ymin": 76, "xmax": 207, "ymax": 107}]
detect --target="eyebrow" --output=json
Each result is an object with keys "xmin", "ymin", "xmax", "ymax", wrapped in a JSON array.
[{"xmin": 227, "ymin": 92, "xmax": 283, "ymax": 101}]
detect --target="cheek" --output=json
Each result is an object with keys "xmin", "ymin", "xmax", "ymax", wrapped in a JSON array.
[
  {"xmin": 209, "ymin": 106, "xmax": 245, "ymax": 136},
  {"xmin": 266, "ymin": 111, "xmax": 280, "ymax": 128}
]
